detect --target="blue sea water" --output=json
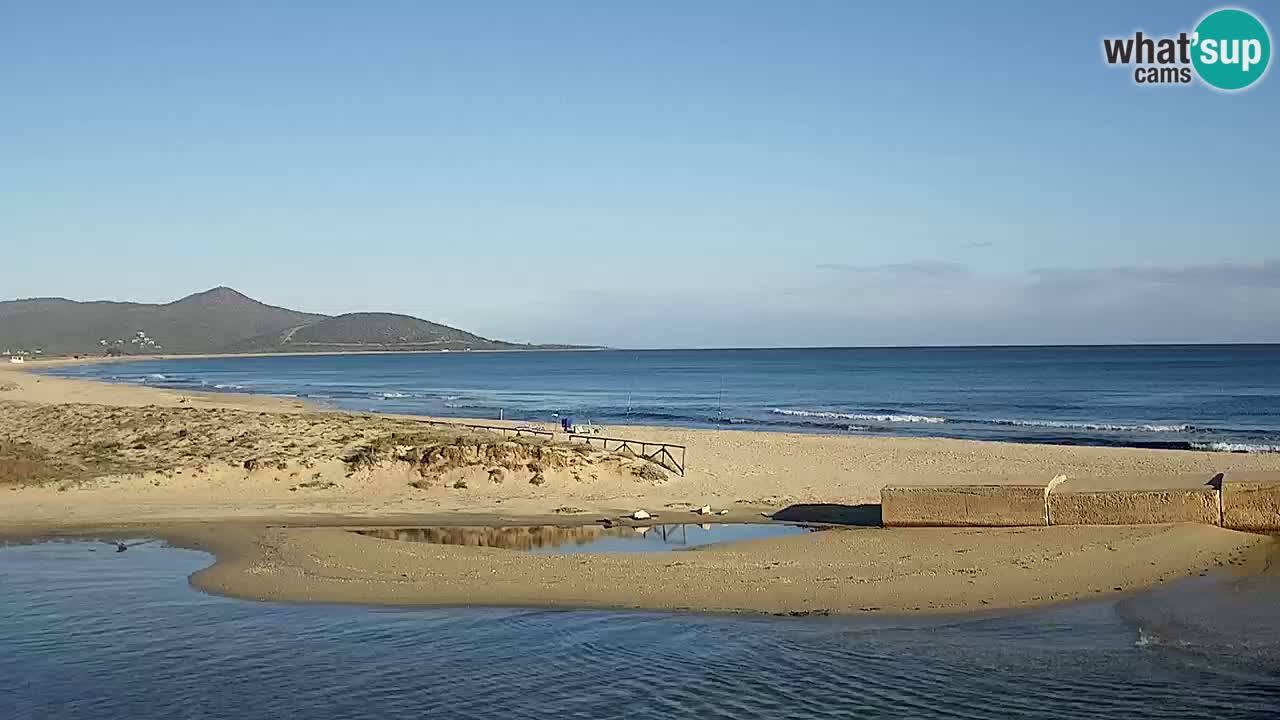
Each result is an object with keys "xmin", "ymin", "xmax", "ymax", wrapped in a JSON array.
[
  {"xmin": 46, "ymin": 345, "xmax": 1280, "ymax": 452},
  {"xmin": 1, "ymin": 540, "xmax": 1277, "ymax": 719}
]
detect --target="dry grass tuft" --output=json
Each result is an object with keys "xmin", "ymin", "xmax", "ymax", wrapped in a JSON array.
[
  {"xmin": 635, "ymin": 463, "xmax": 668, "ymax": 484},
  {"xmin": 0, "ymin": 439, "xmax": 64, "ymax": 485}
]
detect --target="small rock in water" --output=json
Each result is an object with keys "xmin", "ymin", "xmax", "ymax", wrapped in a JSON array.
[
  {"xmin": 631, "ymin": 509, "xmax": 652, "ymax": 520},
  {"xmin": 696, "ymin": 505, "xmax": 712, "ymax": 515},
  {"xmin": 716, "ymin": 509, "xmax": 729, "ymax": 516}
]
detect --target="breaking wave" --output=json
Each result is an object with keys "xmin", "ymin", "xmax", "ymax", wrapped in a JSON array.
[
  {"xmin": 771, "ymin": 408, "xmax": 947, "ymax": 424},
  {"xmin": 990, "ymin": 419, "xmax": 1195, "ymax": 433},
  {"xmin": 1190, "ymin": 441, "xmax": 1280, "ymax": 454}
]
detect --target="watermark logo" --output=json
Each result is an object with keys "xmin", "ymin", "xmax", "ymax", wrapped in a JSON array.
[{"xmin": 1103, "ymin": 7, "xmax": 1270, "ymax": 91}]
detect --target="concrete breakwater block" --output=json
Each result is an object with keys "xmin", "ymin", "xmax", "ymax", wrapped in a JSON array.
[
  {"xmin": 1222, "ymin": 476, "xmax": 1280, "ymax": 532},
  {"xmin": 881, "ymin": 473, "xmax": 1280, "ymax": 530},
  {"xmin": 1048, "ymin": 487, "xmax": 1220, "ymax": 527},
  {"xmin": 881, "ymin": 485, "xmax": 1048, "ymax": 527}
]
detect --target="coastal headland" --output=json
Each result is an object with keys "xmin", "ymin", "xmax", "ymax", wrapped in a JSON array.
[{"xmin": 3, "ymin": 360, "xmax": 1279, "ymax": 616}]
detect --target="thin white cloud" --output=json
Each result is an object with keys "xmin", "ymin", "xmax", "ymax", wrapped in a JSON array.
[
  {"xmin": 815, "ymin": 260, "xmax": 972, "ymax": 280},
  {"xmin": 1030, "ymin": 260, "xmax": 1280, "ymax": 289},
  {"xmin": 503, "ymin": 259, "xmax": 1280, "ymax": 347}
]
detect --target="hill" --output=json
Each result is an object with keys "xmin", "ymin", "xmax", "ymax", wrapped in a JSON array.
[
  {"xmin": 226, "ymin": 312, "xmax": 522, "ymax": 353},
  {"xmin": 0, "ymin": 287, "xmax": 564, "ymax": 356}
]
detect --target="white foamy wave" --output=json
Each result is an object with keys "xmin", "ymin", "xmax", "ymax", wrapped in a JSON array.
[
  {"xmin": 146, "ymin": 374, "xmax": 167, "ymax": 381},
  {"xmin": 213, "ymin": 383, "xmax": 245, "ymax": 390},
  {"xmin": 992, "ymin": 419, "xmax": 1194, "ymax": 433},
  {"xmin": 1135, "ymin": 629, "xmax": 1156, "ymax": 648},
  {"xmin": 1190, "ymin": 441, "xmax": 1280, "ymax": 454},
  {"xmin": 381, "ymin": 392, "xmax": 412, "ymax": 399},
  {"xmin": 846, "ymin": 424, "xmax": 872, "ymax": 431},
  {"xmin": 862, "ymin": 414, "xmax": 946, "ymax": 424},
  {"xmin": 771, "ymin": 408, "xmax": 946, "ymax": 424},
  {"xmin": 1133, "ymin": 627, "xmax": 1195, "ymax": 650}
]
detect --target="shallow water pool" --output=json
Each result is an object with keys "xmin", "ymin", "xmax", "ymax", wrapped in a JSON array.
[{"xmin": 354, "ymin": 522, "xmax": 814, "ymax": 553}]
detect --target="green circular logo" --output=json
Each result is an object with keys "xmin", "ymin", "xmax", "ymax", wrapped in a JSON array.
[{"xmin": 1192, "ymin": 8, "xmax": 1271, "ymax": 90}]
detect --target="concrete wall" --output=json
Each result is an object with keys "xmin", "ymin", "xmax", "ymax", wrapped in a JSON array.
[
  {"xmin": 1048, "ymin": 488, "xmax": 1220, "ymax": 527},
  {"xmin": 881, "ymin": 473, "xmax": 1280, "ymax": 531},
  {"xmin": 881, "ymin": 485, "xmax": 1047, "ymax": 527},
  {"xmin": 1222, "ymin": 480, "xmax": 1280, "ymax": 532}
]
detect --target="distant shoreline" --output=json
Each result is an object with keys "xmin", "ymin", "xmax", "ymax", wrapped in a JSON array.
[
  {"xmin": 17, "ymin": 345, "xmax": 610, "ymax": 369},
  {"xmin": 16, "ymin": 340, "xmax": 1280, "ymax": 366}
]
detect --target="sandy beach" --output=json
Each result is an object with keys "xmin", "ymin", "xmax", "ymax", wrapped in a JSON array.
[
  {"xmin": 3, "ymin": 360, "xmax": 1279, "ymax": 615},
  {"xmin": 181, "ymin": 522, "xmax": 1267, "ymax": 616}
]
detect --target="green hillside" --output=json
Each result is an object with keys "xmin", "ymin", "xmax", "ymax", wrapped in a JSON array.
[{"xmin": 0, "ymin": 287, "xmax": 575, "ymax": 356}]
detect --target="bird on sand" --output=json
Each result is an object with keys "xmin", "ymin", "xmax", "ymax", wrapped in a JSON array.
[{"xmin": 103, "ymin": 539, "xmax": 158, "ymax": 553}]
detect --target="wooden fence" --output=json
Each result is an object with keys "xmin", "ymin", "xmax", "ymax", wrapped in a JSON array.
[
  {"xmin": 414, "ymin": 419, "xmax": 555, "ymax": 439},
  {"xmin": 568, "ymin": 434, "xmax": 687, "ymax": 476},
  {"xmin": 411, "ymin": 418, "xmax": 686, "ymax": 476}
]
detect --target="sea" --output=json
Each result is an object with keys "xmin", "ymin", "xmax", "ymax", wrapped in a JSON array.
[
  {"xmin": 1, "ymin": 540, "xmax": 1277, "ymax": 719},
  {"xmin": 46, "ymin": 345, "xmax": 1280, "ymax": 453}
]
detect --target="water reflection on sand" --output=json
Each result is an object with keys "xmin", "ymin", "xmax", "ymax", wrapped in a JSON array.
[{"xmin": 354, "ymin": 523, "xmax": 812, "ymax": 553}]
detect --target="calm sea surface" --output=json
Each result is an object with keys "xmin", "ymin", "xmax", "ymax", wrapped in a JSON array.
[
  {"xmin": 1, "ymin": 541, "xmax": 1277, "ymax": 719},
  {"xmin": 48, "ymin": 345, "xmax": 1280, "ymax": 452}
]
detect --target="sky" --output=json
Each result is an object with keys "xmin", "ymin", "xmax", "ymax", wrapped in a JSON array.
[{"xmin": 2, "ymin": 1, "xmax": 1277, "ymax": 347}]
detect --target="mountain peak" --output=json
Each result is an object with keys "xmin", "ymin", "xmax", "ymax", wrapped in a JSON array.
[
  {"xmin": 172, "ymin": 286, "xmax": 256, "ymax": 306},
  {"xmin": 0, "ymin": 287, "xmax": 575, "ymax": 356}
]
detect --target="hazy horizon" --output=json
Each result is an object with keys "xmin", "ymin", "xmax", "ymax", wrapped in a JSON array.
[{"xmin": 4, "ymin": 2, "xmax": 1276, "ymax": 347}]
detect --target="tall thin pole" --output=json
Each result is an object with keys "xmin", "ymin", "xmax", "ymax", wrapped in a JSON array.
[{"xmin": 717, "ymin": 375, "xmax": 724, "ymax": 429}]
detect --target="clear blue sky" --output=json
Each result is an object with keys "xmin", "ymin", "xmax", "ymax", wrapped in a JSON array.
[{"xmin": 2, "ymin": 1, "xmax": 1276, "ymax": 347}]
